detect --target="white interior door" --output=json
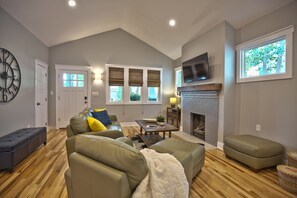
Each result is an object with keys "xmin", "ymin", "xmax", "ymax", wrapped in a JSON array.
[
  {"xmin": 58, "ymin": 70, "xmax": 89, "ymax": 128},
  {"xmin": 35, "ymin": 59, "xmax": 48, "ymax": 127}
]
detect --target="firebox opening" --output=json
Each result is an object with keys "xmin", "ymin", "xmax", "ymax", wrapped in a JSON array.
[{"xmin": 191, "ymin": 113, "xmax": 205, "ymax": 141}]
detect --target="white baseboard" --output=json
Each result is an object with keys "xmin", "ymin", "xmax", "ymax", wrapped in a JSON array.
[
  {"xmin": 47, "ymin": 125, "xmax": 57, "ymax": 130},
  {"xmin": 217, "ymin": 141, "xmax": 224, "ymax": 150}
]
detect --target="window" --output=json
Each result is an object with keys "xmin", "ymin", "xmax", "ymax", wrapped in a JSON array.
[
  {"xmin": 130, "ymin": 87, "xmax": 141, "ymax": 101},
  {"xmin": 175, "ymin": 67, "xmax": 182, "ymax": 88},
  {"xmin": 106, "ymin": 65, "xmax": 162, "ymax": 105},
  {"xmin": 63, "ymin": 73, "xmax": 84, "ymax": 87},
  {"xmin": 236, "ymin": 26, "xmax": 294, "ymax": 83},
  {"xmin": 148, "ymin": 87, "xmax": 159, "ymax": 101},
  {"xmin": 175, "ymin": 67, "xmax": 182, "ymax": 95},
  {"xmin": 108, "ymin": 67, "xmax": 124, "ymax": 103},
  {"xmin": 129, "ymin": 69, "xmax": 143, "ymax": 103},
  {"xmin": 147, "ymin": 70, "xmax": 161, "ymax": 103},
  {"xmin": 110, "ymin": 86, "xmax": 122, "ymax": 102}
]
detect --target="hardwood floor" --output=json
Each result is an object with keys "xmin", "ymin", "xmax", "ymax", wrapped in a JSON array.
[
  {"xmin": 0, "ymin": 128, "xmax": 295, "ymax": 198},
  {"xmin": 0, "ymin": 129, "xmax": 68, "ymax": 198}
]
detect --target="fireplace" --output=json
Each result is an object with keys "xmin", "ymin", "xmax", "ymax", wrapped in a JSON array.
[
  {"xmin": 191, "ymin": 113, "xmax": 205, "ymax": 140},
  {"xmin": 178, "ymin": 84, "xmax": 222, "ymax": 146}
]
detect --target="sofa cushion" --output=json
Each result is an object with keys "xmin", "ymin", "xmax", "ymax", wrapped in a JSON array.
[
  {"xmin": 106, "ymin": 121, "xmax": 122, "ymax": 131},
  {"xmin": 70, "ymin": 114, "xmax": 90, "ymax": 135},
  {"xmin": 224, "ymin": 135, "xmax": 284, "ymax": 158},
  {"xmin": 75, "ymin": 135, "xmax": 148, "ymax": 191},
  {"xmin": 94, "ymin": 108, "xmax": 106, "ymax": 112},
  {"xmin": 91, "ymin": 110, "xmax": 112, "ymax": 126}
]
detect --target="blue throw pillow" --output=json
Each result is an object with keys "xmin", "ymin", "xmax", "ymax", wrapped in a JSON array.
[{"xmin": 91, "ymin": 110, "xmax": 112, "ymax": 126}]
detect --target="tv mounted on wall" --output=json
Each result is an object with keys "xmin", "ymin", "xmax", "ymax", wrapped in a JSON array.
[{"xmin": 182, "ymin": 52, "xmax": 210, "ymax": 83}]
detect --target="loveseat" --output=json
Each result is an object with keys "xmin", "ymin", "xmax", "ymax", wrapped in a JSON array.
[
  {"xmin": 65, "ymin": 108, "xmax": 129, "ymax": 161},
  {"xmin": 65, "ymin": 135, "xmax": 205, "ymax": 197}
]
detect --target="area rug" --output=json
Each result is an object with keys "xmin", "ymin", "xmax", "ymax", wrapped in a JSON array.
[{"xmin": 122, "ymin": 125, "xmax": 207, "ymax": 150}]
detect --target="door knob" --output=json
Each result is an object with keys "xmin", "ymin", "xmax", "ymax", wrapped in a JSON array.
[{"xmin": 37, "ymin": 102, "xmax": 41, "ymax": 106}]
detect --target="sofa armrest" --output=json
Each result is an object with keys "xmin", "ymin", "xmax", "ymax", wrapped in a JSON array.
[
  {"xmin": 64, "ymin": 168, "xmax": 73, "ymax": 198},
  {"xmin": 108, "ymin": 115, "xmax": 118, "ymax": 122},
  {"xmin": 69, "ymin": 153, "xmax": 132, "ymax": 198},
  {"xmin": 66, "ymin": 125, "xmax": 75, "ymax": 138},
  {"xmin": 66, "ymin": 136, "xmax": 76, "ymax": 163}
]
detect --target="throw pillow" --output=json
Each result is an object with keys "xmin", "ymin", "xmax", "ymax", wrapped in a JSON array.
[
  {"xmin": 94, "ymin": 108, "xmax": 106, "ymax": 112},
  {"xmin": 87, "ymin": 116, "xmax": 107, "ymax": 131},
  {"xmin": 70, "ymin": 114, "xmax": 90, "ymax": 135},
  {"xmin": 91, "ymin": 110, "xmax": 112, "ymax": 126}
]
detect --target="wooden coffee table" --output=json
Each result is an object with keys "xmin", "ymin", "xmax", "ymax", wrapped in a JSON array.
[{"xmin": 135, "ymin": 120, "xmax": 179, "ymax": 147}]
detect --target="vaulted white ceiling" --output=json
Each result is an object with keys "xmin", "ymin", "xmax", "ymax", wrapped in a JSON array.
[{"xmin": 0, "ymin": 0, "xmax": 293, "ymax": 59}]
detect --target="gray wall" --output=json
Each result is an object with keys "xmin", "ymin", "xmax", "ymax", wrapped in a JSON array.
[
  {"xmin": 222, "ymin": 22, "xmax": 236, "ymax": 139},
  {"xmin": 173, "ymin": 57, "xmax": 182, "ymax": 68},
  {"xmin": 181, "ymin": 21, "xmax": 236, "ymax": 146},
  {"xmin": 235, "ymin": 1, "xmax": 297, "ymax": 150},
  {"xmin": 182, "ymin": 22, "xmax": 225, "ymax": 86},
  {"xmin": 49, "ymin": 28, "xmax": 174, "ymax": 126},
  {"xmin": 0, "ymin": 8, "xmax": 49, "ymax": 136}
]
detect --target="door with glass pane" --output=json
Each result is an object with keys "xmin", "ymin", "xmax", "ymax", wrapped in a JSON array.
[{"xmin": 58, "ymin": 70, "xmax": 88, "ymax": 128}]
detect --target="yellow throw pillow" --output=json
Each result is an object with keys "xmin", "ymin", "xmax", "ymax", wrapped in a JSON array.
[
  {"xmin": 94, "ymin": 108, "xmax": 106, "ymax": 112},
  {"xmin": 87, "ymin": 116, "xmax": 107, "ymax": 131}
]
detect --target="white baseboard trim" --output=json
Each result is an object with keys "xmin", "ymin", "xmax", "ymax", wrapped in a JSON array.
[
  {"xmin": 217, "ymin": 141, "xmax": 224, "ymax": 150},
  {"xmin": 47, "ymin": 126, "xmax": 57, "ymax": 130}
]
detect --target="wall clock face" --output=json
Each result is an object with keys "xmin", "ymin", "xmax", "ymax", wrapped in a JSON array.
[{"xmin": 0, "ymin": 48, "xmax": 21, "ymax": 102}]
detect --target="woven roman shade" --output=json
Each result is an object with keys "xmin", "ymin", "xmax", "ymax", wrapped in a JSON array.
[
  {"xmin": 129, "ymin": 69, "xmax": 143, "ymax": 86},
  {"xmin": 109, "ymin": 67, "xmax": 124, "ymax": 86},
  {"xmin": 147, "ymin": 70, "xmax": 160, "ymax": 87}
]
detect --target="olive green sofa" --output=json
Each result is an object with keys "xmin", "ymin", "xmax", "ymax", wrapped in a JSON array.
[
  {"xmin": 65, "ymin": 136, "xmax": 205, "ymax": 198},
  {"xmin": 65, "ymin": 108, "xmax": 130, "ymax": 161}
]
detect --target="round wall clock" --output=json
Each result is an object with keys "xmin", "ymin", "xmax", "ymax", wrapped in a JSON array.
[{"xmin": 0, "ymin": 48, "xmax": 21, "ymax": 102}]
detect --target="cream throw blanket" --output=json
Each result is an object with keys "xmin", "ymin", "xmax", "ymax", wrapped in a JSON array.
[{"xmin": 132, "ymin": 148, "xmax": 189, "ymax": 198}]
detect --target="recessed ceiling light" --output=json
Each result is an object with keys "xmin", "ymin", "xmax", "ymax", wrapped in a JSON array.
[
  {"xmin": 68, "ymin": 0, "xmax": 76, "ymax": 7},
  {"xmin": 169, "ymin": 19, "xmax": 176, "ymax": 27}
]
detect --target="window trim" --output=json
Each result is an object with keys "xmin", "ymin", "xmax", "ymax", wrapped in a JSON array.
[
  {"xmin": 105, "ymin": 64, "xmax": 162, "ymax": 105},
  {"xmin": 236, "ymin": 25, "xmax": 294, "ymax": 83}
]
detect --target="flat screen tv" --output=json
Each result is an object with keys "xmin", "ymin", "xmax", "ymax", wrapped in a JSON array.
[{"xmin": 182, "ymin": 52, "xmax": 210, "ymax": 83}]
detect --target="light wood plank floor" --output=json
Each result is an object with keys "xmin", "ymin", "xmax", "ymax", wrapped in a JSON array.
[{"xmin": 0, "ymin": 129, "xmax": 296, "ymax": 198}]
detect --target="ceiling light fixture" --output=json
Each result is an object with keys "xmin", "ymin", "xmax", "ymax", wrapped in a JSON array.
[
  {"xmin": 169, "ymin": 19, "xmax": 176, "ymax": 27},
  {"xmin": 68, "ymin": 0, "xmax": 76, "ymax": 7}
]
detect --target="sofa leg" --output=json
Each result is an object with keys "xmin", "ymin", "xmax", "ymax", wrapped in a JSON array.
[{"xmin": 44, "ymin": 142, "xmax": 47, "ymax": 145}]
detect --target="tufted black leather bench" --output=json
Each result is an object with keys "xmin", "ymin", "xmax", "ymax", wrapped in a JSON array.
[{"xmin": 0, "ymin": 127, "xmax": 47, "ymax": 171}]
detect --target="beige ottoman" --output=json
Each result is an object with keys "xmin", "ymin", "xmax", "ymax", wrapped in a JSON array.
[
  {"xmin": 224, "ymin": 135, "xmax": 284, "ymax": 171},
  {"xmin": 150, "ymin": 138, "xmax": 205, "ymax": 184}
]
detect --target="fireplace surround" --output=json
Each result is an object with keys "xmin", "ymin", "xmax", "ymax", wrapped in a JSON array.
[{"xmin": 178, "ymin": 83, "xmax": 222, "ymax": 146}]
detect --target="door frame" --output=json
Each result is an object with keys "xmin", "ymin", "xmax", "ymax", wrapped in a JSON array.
[
  {"xmin": 55, "ymin": 64, "xmax": 92, "ymax": 129},
  {"xmin": 35, "ymin": 59, "xmax": 48, "ymax": 128}
]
